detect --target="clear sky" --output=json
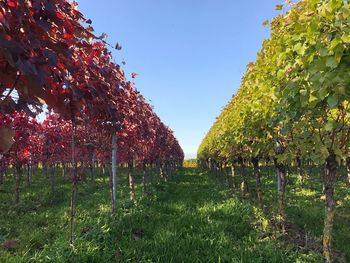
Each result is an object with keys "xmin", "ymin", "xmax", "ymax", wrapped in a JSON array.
[{"xmin": 76, "ymin": 0, "xmax": 282, "ymax": 159}]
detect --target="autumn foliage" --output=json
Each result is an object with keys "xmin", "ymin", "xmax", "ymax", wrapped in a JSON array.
[
  {"xmin": 0, "ymin": 0, "xmax": 183, "ymax": 164},
  {"xmin": 0, "ymin": 0, "xmax": 183, "ymax": 245}
]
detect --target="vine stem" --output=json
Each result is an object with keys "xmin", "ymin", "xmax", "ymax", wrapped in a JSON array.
[{"xmin": 0, "ymin": 73, "xmax": 21, "ymax": 105}]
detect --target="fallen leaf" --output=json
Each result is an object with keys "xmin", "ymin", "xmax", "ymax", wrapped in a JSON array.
[{"xmin": 3, "ymin": 239, "xmax": 17, "ymax": 250}]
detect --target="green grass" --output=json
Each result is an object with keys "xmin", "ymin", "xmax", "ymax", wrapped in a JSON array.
[
  {"xmin": 0, "ymin": 167, "xmax": 345, "ymax": 262},
  {"xmin": 215, "ymin": 165, "xmax": 350, "ymax": 262}
]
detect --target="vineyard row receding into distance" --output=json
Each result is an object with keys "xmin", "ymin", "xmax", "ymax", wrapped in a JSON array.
[
  {"xmin": 1, "ymin": 0, "xmax": 350, "ymax": 263},
  {"xmin": 0, "ymin": 0, "xmax": 184, "ymax": 261},
  {"xmin": 198, "ymin": 1, "xmax": 350, "ymax": 263}
]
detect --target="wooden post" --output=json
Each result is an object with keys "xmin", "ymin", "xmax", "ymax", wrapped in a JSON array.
[{"xmin": 111, "ymin": 132, "xmax": 117, "ymax": 214}]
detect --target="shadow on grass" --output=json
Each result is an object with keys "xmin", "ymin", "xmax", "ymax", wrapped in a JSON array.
[{"xmin": 216, "ymin": 166, "xmax": 350, "ymax": 263}]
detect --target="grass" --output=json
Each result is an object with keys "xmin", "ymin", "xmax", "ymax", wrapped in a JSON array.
[
  {"xmin": 0, "ymin": 166, "xmax": 347, "ymax": 262},
  {"xmin": 214, "ymin": 165, "xmax": 350, "ymax": 262}
]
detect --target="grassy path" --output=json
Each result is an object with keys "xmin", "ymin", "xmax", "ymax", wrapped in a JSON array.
[
  {"xmin": 1, "ymin": 168, "xmax": 322, "ymax": 262},
  {"xmin": 89, "ymin": 168, "xmax": 321, "ymax": 263}
]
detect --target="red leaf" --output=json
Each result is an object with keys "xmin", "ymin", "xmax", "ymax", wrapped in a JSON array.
[
  {"xmin": 64, "ymin": 33, "xmax": 73, "ymax": 40},
  {"xmin": 8, "ymin": 0, "xmax": 17, "ymax": 8}
]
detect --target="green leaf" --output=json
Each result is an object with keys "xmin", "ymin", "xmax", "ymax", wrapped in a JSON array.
[
  {"xmin": 329, "ymin": 38, "xmax": 341, "ymax": 51},
  {"xmin": 262, "ymin": 20, "xmax": 269, "ymax": 27},
  {"xmin": 277, "ymin": 154, "xmax": 287, "ymax": 162},
  {"xmin": 294, "ymin": 43, "xmax": 306, "ymax": 55},
  {"xmin": 310, "ymin": 72, "xmax": 321, "ymax": 82},
  {"xmin": 324, "ymin": 120, "xmax": 335, "ymax": 131},
  {"xmin": 319, "ymin": 47, "xmax": 329, "ymax": 57},
  {"xmin": 300, "ymin": 89, "xmax": 307, "ymax": 96},
  {"xmin": 327, "ymin": 95, "xmax": 338, "ymax": 108},
  {"xmin": 275, "ymin": 4, "xmax": 284, "ymax": 10},
  {"xmin": 337, "ymin": 85, "xmax": 345, "ymax": 95},
  {"xmin": 341, "ymin": 34, "xmax": 350, "ymax": 44},
  {"xmin": 318, "ymin": 87, "xmax": 329, "ymax": 100},
  {"xmin": 333, "ymin": 44, "xmax": 345, "ymax": 64},
  {"xmin": 326, "ymin": 56, "xmax": 338, "ymax": 69},
  {"xmin": 309, "ymin": 94, "xmax": 319, "ymax": 105}
]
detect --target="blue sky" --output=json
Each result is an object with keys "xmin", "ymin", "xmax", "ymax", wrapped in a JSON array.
[{"xmin": 76, "ymin": 0, "xmax": 282, "ymax": 159}]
